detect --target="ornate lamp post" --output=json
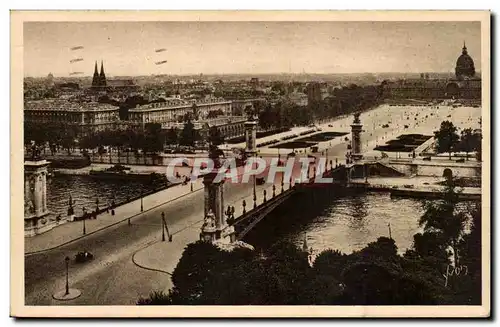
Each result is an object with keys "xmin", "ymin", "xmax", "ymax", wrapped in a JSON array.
[
  {"xmin": 82, "ymin": 207, "xmax": 87, "ymax": 235},
  {"xmin": 161, "ymin": 212, "xmax": 165, "ymax": 242},
  {"xmin": 64, "ymin": 256, "xmax": 70, "ymax": 296},
  {"xmin": 253, "ymin": 175, "xmax": 257, "ymax": 209},
  {"xmin": 140, "ymin": 189, "xmax": 144, "ymax": 212},
  {"xmin": 325, "ymin": 149, "xmax": 328, "ymax": 172}
]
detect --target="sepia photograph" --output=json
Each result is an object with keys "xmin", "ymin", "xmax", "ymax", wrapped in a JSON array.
[{"xmin": 10, "ymin": 10, "xmax": 490, "ymax": 318}]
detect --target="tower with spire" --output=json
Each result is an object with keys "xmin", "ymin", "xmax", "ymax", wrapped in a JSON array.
[
  {"xmin": 91, "ymin": 61, "xmax": 100, "ymax": 88},
  {"xmin": 91, "ymin": 60, "xmax": 107, "ymax": 89},
  {"xmin": 99, "ymin": 60, "xmax": 107, "ymax": 87}
]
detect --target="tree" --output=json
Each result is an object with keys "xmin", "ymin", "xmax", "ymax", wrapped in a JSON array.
[
  {"xmin": 475, "ymin": 132, "xmax": 482, "ymax": 162},
  {"xmin": 165, "ymin": 128, "xmax": 178, "ymax": 146},
  {"xmin": 143, "ymin": 122, "xmax": 164, "ymax": 153},
  {"xmin": 312, "ymin": 249, "xmax": 347, "ymax": 280},
  {"xmin": 434, "ymin": 121, "xmax": 460, "ymax": 160},
  {"xmin": 419, "ymin": 179, "xmax": 468, "ymax": 266},
  {"xmin": 457, "ymin": 128, "xmax": 481, "ymax": 161},
  {"xmin": 137, "ymin": 291, "xmax": 172, "ymax": 305},
  {"xmin": 208, "ymin": 126, "xmax": 224, "ymax": 146},
  {"xmin": 179, "ymin": 119, "xmax": 196, "ymax": 147}
]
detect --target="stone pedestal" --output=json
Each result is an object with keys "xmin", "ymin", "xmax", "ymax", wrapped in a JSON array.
[
  {"xmin": 200, "ymin": 210, "xmax": 217, "ymax": 242},
  {"xmin": 53, "ymin": 288, "xmax": 82, "ymax": 301},
  {"xmin": 24, "ymin": 160, "xmax": 55, "ymax": 237}
]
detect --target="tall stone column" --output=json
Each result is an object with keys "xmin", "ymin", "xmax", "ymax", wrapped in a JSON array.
[
  {"xmin": 350, "ymin": 113, "xmax": 364, "ymax": 162},
  {"xmin": 201, "ymin": 148, "xmax": 226, "ymax": 241},
  {"xmin": 244, "ymin": 118, "xmax": 258, "ymax": 158},
  {"xmin": 24, "ymin": 160, "xmax": 54, "ymax": 237}
]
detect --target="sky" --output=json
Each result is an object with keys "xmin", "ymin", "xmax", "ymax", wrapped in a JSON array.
[{"xmin": 23, "ymin": 21, "xmax": 482, "ymax": 77}]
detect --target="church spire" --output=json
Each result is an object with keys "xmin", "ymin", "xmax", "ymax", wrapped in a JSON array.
[
  {"xmin": 99, "ymin": 60, "xmax": 107, "ymax": 87},
  {"xmin": 91, "ymin": 61, "xmax": 100, "ymax": 87},
  {"xmin": 100, "ymin": 60, "xmax": 105, "ymax": 77}
]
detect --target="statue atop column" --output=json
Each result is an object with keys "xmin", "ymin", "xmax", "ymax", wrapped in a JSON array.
[
  {"xmin": 353, "ymin": 112, "xmax": 361, "ymax": 124},
  {"xmin": 27, "ymin": 142, "xmax": 42, "ymax": 161},
  {"xmin": 244, "ymin": 104, "xmax": 258, "ymax": 121}
]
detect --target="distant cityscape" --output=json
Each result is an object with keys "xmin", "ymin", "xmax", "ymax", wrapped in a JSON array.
[
  {"xmin": 22, "ymin": 37, "xmax": 484, "ymax": 309},
  {"xmin": 24, "ymin": 43, "xmax": 480, "ymax": 141}
]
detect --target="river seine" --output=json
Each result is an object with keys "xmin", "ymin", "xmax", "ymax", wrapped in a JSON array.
[
  {"xmin": 244, "ymin": 191, "xmax": 425, "ymax": 255},
  {"xmin": 46, "ymin": 175, "xmax": 161, "ymax": 218}
]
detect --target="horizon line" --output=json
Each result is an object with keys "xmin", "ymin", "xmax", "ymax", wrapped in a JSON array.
[{"xmin": 24, "ymin": 71, "xmax": 467, "ymax": 79}]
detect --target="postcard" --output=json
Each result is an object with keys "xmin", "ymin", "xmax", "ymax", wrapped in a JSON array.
[{"xmin": 11, "ymin": 10, "xmax": 490, "ymax": 318}]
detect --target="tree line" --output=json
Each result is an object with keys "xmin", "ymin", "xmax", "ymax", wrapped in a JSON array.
[
  {"xmin": 254, "ymin": 83, "xmax": 384, "ymax": 130},
  {"xmin": 138, "ymin": 179, "xmax": 481, "ymax": 305},
  {"xmin": 24, "ymin": 120, "xmax": 224, "ymax": 155},
  {"xmin": 434, "ymin": 120, "xmax": 482, "ymax": 161}
]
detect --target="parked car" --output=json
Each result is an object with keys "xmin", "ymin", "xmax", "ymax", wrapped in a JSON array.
[
  {"xmin": 423, "ymin": 156, "xmax": 431, "ymax": 161},
  {"xmin": 456, "ymin": 158, "xmax": 465, "ymax": 163},
  {"xmin": 256, "ymin": 177, "xmax": 266, "ymax": 185},
  {"xmin": 75, "ymin": 251, "xmax": 94, "ymax": 263}
]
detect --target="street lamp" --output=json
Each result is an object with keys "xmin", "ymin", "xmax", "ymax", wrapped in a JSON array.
[
  {"xmin": 325, "ymin": 149, "xmax": 328, "ymax": 172},
  {"xmin": 82, "ymin": 208, "xmax": 87, "ymax": 235},
  {"xmin": 161, "ymin": 212, "xmax": 166, "ymax": 242},
  {"xmin": 253, "ymin": 175, "xmax": 257, "ymax": 209},
  {"xmin": 65, "ymin": 256, "xmax": 70, "ymax": 296},
  {"xmin": 140, "ymin": 189, "xmax": 144, "ymax": 212}
]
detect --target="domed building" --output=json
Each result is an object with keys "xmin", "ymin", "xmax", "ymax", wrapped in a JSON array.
[
  {"xmin": 455, "ymin": 42, "xmax": 476, "ymax": 80},
  {"xmin": 382, "ymin": 42, "xmax": 481, "ymax": 103}
]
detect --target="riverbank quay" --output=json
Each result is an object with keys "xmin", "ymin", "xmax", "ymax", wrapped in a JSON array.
[
  {"xmin": 53, "ymin": 163, "xmax": 193, "ymax": 177},
  {"xmin": 348, "ymin": 176, "xmax": 481, "ymax": 201},
  {"xmin": 25, "ymin": 179, "xmax": 205, "ymax": 254}
]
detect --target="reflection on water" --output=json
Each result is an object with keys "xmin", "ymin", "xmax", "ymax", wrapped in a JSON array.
[
  {"xmin": 45, "ymin": 176, "xmax": 161, "ymax": 218},
  {"xmin": 245, "ymin": 192, "xmax": 424, "ymax": 255},
  {"xmin": 310, "ymin": 193, "xmax": 423, "ymax": 254}
]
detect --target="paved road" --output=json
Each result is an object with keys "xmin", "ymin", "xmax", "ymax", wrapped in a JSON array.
[
  {"xmin": 25, "ymin": 104, "xmax": 480, "ymax": 305},
  {"xmin": 25, "ymin": 165, "xmax": 288, "ymax": 305}
]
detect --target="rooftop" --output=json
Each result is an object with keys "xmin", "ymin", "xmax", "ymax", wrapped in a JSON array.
[
  {"xmin": 131, "ymin": 97, "xmax": 231, "ymax": 111},
  {"xmin": 24, "ymin": 99, "xmax": 118, "ymax": 112}
]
